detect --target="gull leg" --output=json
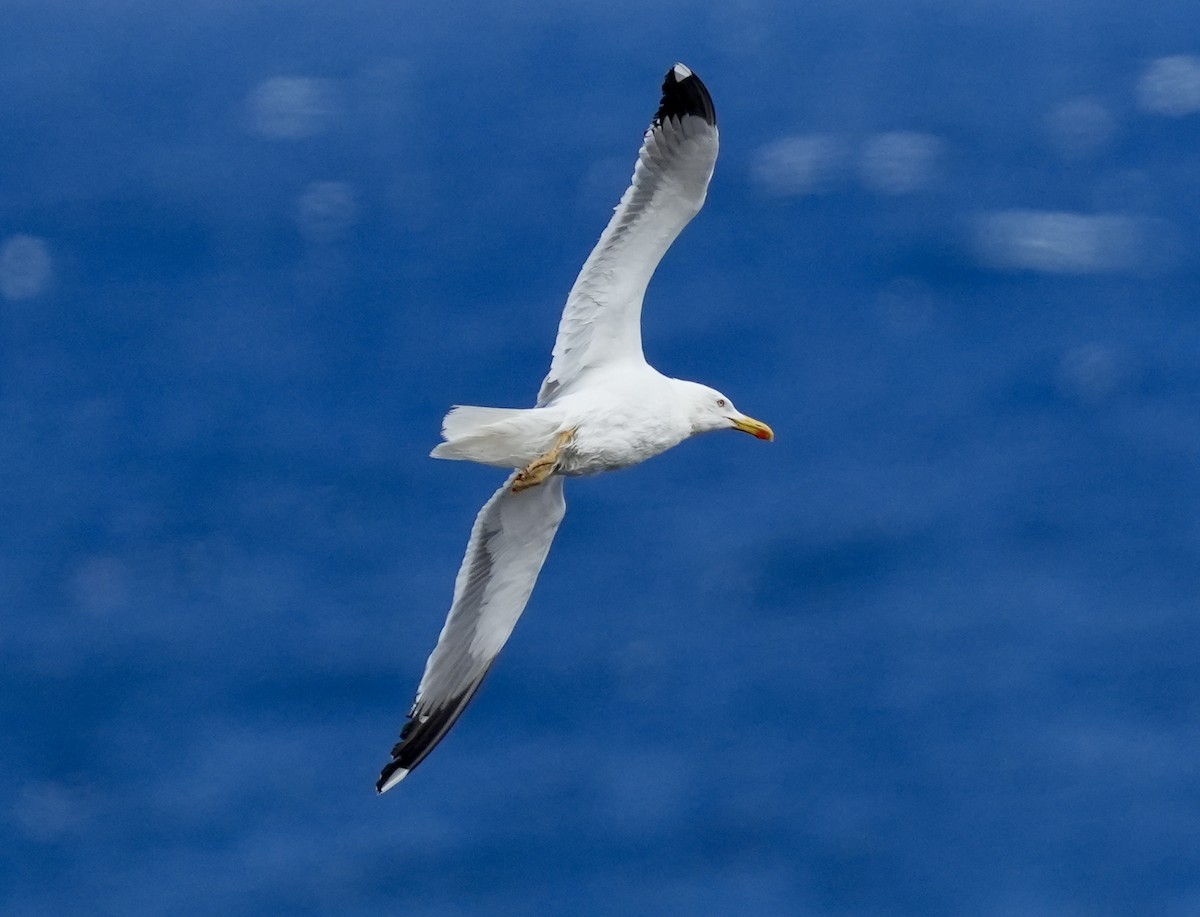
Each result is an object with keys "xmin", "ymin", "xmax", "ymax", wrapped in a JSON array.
[{"xmin": 512, "ymin": 428, "xmax": 575, "ymax": 493}]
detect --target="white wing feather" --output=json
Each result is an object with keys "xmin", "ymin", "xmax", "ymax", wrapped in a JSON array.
[
  {"xmin": 377, "ymin": 474, "xmax": 566, "ymax": 791},
  {"xmin": 537, "ymin": 69, "xmax": 719, "ymax": 406}
]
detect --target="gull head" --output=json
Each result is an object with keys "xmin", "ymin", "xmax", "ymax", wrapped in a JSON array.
[{"xmin": 675, "ymin": 380, "xmax": 774, "ymax": 441}]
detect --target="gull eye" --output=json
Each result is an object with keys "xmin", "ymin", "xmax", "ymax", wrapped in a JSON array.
[{"xmin": 716, "ymin": 398, "xmax": 727, "ymax": 408}]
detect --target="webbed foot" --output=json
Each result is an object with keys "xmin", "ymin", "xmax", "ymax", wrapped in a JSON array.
[{"xmin": 512, "ymin": 428, "xmax": 575, "ymax": 493}]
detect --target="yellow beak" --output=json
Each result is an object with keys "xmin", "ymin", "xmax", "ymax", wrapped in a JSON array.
[{"xmin": 731, "ymin": 415, "xmax": 775, "ymax": 441}]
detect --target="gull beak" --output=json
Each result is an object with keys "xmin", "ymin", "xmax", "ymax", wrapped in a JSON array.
[{"xmin": 730, "ymin": 414, "xmax": 775, "ymax": 441}]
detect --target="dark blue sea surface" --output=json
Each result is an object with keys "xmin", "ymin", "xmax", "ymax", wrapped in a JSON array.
[{"xmin": 3, "ymin": 2, "xmax": 1198, "ymax": 914}]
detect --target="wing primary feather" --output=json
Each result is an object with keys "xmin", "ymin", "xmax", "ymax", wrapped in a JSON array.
[
  {"xmin": 652, "ymin": 63, "xmax": 717, "ymax": 129},
  {"xmin": 376, "ymin": 671, "xmax": 490, "ymax": 792}
]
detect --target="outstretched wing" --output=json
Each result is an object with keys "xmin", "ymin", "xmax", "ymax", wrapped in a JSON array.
[
  {"xmin": 536, "ymin": 63, "xmax": 719, "ymax": 406},
  {"xmin": 377, "ymin": 474, "xmax": 566, "ymax": 792}
]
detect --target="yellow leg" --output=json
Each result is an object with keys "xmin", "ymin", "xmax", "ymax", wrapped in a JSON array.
[{"xmin": 512, "ymin": 428, "xmax": 575, "ymax": 493}]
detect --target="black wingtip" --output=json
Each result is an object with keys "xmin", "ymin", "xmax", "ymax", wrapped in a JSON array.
[
  {"xmin": 376, "ymin": 758, "xmax": 408, "ymax": 793},
  {"xmin": 376, "ymin": 674, "xmax": 491, "ymax": 794},
  {"xmin": 652, "ymin": 62, "xmax": 716, "ymax": 129}
]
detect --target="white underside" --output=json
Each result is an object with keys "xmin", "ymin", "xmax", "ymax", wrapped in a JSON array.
[{"xmin": 430, "ymin": 365, "xmax": 694, "ymax": 475}]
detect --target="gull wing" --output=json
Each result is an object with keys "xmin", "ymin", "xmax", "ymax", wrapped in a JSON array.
[
  {"xmin": 536, "ymin": 63, "xmax": 719, "ymax": 406},
  {"xmin": 377, "ymin": 474, "xmax": 566, "ymax": 791}
]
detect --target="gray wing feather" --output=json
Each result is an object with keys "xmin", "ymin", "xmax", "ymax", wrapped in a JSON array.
[{"xmin": 377, "ymin": 474, "xmax": 566, "ymax": 790}]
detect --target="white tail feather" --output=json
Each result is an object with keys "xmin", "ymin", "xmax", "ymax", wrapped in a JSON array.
[
  {"xmin": 441, "ymin": 405, "xmax": 527, "ymax": 441},
  {"xmin": 431, "ymin": 405, "xmax": 563, "ymax": 468}
]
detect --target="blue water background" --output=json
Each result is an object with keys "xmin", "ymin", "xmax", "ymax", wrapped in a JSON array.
[{"xmin": 3, "ymin": 2, "xmax": 1198, "ymax": 914}]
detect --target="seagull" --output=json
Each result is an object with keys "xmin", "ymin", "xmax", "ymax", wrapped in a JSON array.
[{"xmin": 377, "ymin": 63, "xmax": 773, "ymax": 793}]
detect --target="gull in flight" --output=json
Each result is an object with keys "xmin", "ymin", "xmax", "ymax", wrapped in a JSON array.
[{"xmin": 377, "ymin": 63, "xmax": 773, "ymax": 792}]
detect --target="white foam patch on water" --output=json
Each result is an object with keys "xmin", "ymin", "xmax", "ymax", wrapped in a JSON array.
[
  {"xmin": 750, "ymin": 134, "xmax": 848, "ymax": 196},
  {"xmin": 296, "ymin": 181, "xmax": 359, "ymax": 243},
  {"xmin": 0, "ymin": 234, "xmax": 53, "ymax": 300},
  {"xmin": 970, "ymin": 210, "xmax": 1151, "ymax": 274},
  {"xmin": 1137, "ymin": 56, "xmax": 1200, "ymax": 117},
  {"xmin": 859, "ymin": 131, "xmax": 942, "ymax": 195},
  {"xmin": 247, "ymin": 76, "xmax": 337, "ymax": 139}
]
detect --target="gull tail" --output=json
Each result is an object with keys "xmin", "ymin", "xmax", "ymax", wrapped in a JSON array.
[{"xmin": 431, "ymin": 405, "xmax": 563, "ymax": 468}]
